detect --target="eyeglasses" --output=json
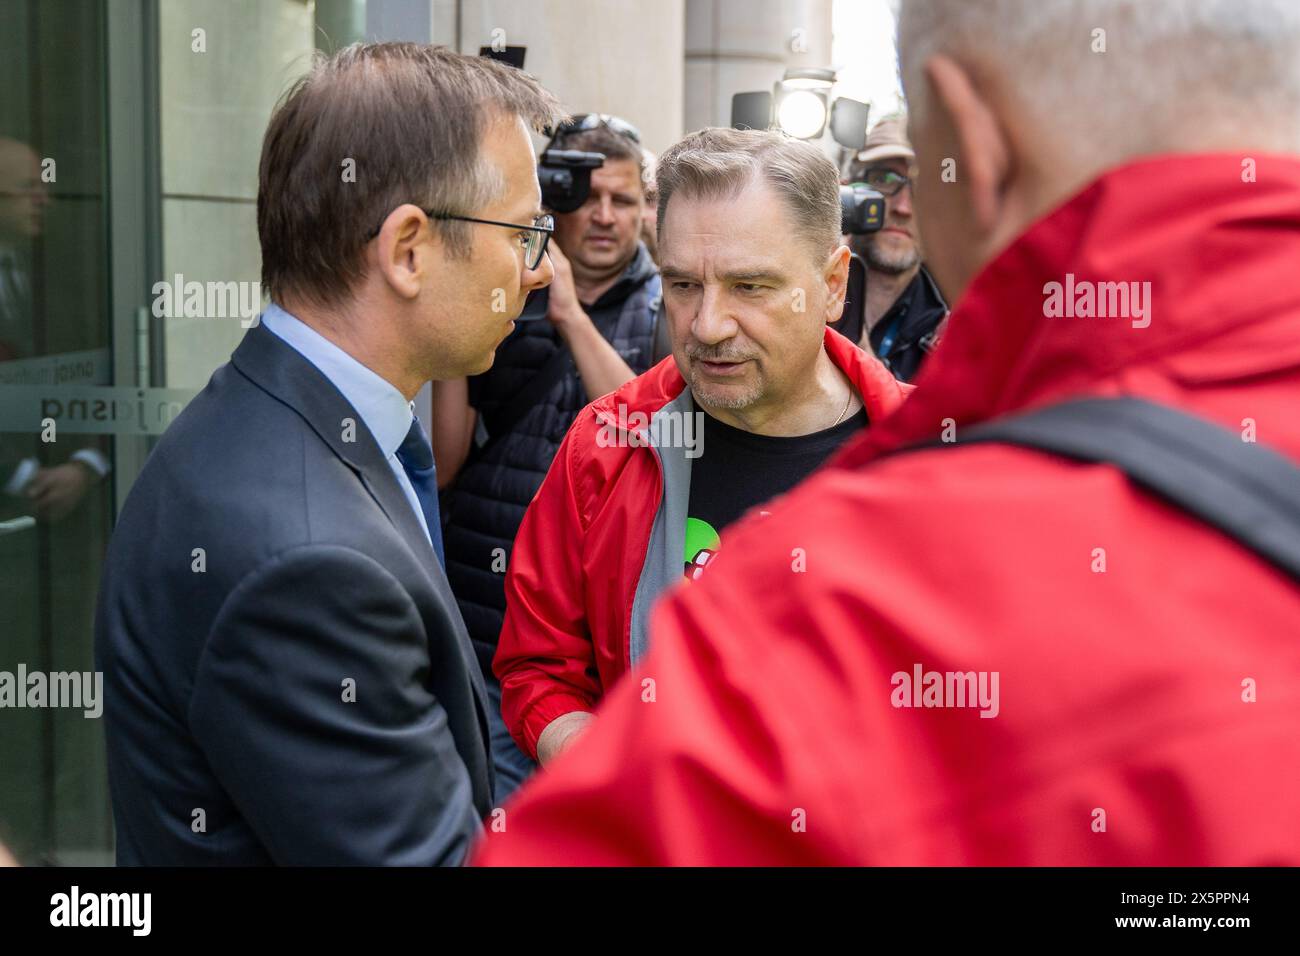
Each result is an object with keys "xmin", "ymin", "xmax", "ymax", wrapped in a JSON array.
[
  {"xmin": 551, "ymin": 113, "xmax": 642, "ymax": 145},
  {"xmin": 430, "ymin": 212, "xmax": 555, "ymax": 270},
  {"xmin": 857, "ymin": 167, "xmax": 915, "ymax": 197},
  {"xmin": 368, "ymin": 210, "xmax": 555, "ymax": 270}
]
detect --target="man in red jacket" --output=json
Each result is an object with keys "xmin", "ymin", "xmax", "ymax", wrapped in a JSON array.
[
  {"xmin": 475, "ymin": 0, "xmax": 1300, "ymax": 864},
  {"xmin": 494, "ymin": 128, "xmax": 910, "ymax": 768}
]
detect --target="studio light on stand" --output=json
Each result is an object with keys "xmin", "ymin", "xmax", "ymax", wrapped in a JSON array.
[
  {"xmin": 774, "ymin": 68, "xmax": 834, "ymax": 139},
  {"xmin": 730, "ymin": 67, "xmax": 870, "ymax": 154}
]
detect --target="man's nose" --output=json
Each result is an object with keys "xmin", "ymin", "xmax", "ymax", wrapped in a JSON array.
[
  {"xmin": 692, "ymin": 287, "xmax": 737, "ymax": 344},
  {"xmin": 891, "ymin": 183, "xmax": 914, "ymax": 217},
  {"xmin": 591, "ymin": 195, "xmax": 616, "ymax": 226},
  {"xmin": 525, "ymin": 249, "xmax": 555, "ymax": 291}
]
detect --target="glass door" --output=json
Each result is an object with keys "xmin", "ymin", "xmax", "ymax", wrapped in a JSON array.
[{"xmin": 0, "ymin": 0, "xmax": 157, "ymax": 866}]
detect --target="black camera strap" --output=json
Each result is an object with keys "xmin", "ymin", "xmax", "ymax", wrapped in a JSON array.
[{"xmin": 890, "ymin": 396, "xmax": 1300, "ymax": 581}]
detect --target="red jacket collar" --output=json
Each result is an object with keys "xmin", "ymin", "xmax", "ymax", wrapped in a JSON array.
[{"xmin": 843, "ymin": 152, "xmax": 1300, "ymax": 462}]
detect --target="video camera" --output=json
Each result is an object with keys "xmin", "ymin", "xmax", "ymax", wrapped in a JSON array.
[
  {"xmin": 538, "ymin": 148, "xmax": 605, "ymax": 213},
  {"xmin": 841, "ymin": 182, "xmax": 886, "ymax": 235},
  {"xmin": 514, "ymin": 149, "xmax": 607, "ymax": 322},
  {"xmin": 833, "ymin": 187, "xmax": 887, "ymax": 344}
]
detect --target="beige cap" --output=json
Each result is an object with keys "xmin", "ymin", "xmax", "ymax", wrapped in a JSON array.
[{"xmin": 854, "ymin": 114, "xmax": 914, "ymax": 166}]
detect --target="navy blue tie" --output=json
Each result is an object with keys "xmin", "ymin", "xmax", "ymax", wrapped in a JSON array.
[{"xmin": 395, "ymin": 415, "xmax": 446, "ymax": 569}]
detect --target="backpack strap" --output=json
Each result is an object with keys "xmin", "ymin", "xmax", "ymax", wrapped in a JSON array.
[{"xmin": 895, "ymin": 396, "xmax": 1300, "ymax": 580}]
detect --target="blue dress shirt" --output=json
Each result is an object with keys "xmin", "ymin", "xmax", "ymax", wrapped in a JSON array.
[{"xmin": 259, "ymin": 303, "xmax": 437, "ymax": 553}]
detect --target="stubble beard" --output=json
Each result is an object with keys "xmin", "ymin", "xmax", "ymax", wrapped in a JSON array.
[
  {"xmin": 687, "ymin": 358, "xmax": 764, "ymax": 410},
  {"xmin": 864, "ymin": 232, "xmax": 922, "ymax": 276}
]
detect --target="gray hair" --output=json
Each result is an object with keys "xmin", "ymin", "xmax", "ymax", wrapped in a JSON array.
[
  {"xmin": 654, "ymin": 127, "xmax": 842, "ymax": 264},
  {"xmin": 898, "ymin": 0, "xmax": 1300, "ymax": 159}
]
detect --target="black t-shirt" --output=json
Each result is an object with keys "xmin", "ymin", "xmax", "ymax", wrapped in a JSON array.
[{"xmin": 684, "ymin": 400, "xmax": 868, "ymax": 579}]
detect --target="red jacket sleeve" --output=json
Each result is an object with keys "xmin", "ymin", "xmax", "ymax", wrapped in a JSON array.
[
  {"xmin": 494, "ymin": 418, "xmax": 602, "ymax": 761},
  {"xmin": 475, "ymin": 553, "xmax": 848, "ymax": 865}
]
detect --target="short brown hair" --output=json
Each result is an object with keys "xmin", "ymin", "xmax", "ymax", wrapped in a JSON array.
[
  {"xmin": 654, "ymin": 127, "xmax": 842, "ymax": 263},
  {"xmin": 258, "ymin": 42, "xmax": 564, "ymax": 307},
  {"xmin": 550, "ymin": 126, "xmax": 646, "ymax": 186}
]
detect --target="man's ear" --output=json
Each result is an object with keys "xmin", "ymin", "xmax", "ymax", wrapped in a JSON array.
[
  {"xmin": 822, "ymin": 243, "xmax": 851, "ymax": 324},
  {"xmin": 924, "ymin": 54, "xmax": 1010, "ymax": 236},
  {"xmin": 373, "ymin": 203, "xmax": 430, "ymax": 300}
]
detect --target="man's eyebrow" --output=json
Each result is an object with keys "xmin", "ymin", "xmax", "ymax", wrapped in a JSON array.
[
  {"xmin": 510, "ymin": 201, "xmax": 545, "ymax": 224},
  {"xmin": 659, "ymin": 265, "xmax": 697, "ymax": 281},
  {"xmin": 660, "ymin": 266, "xmax": 788, "ymax": 283},
  {"xmin": 719, "ymin": 269, "xmax": 786, "ymax": 284}
]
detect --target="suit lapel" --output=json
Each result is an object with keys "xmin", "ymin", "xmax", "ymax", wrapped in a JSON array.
[
  {"xmin": 232, "ymin": 324, "xmax": 436, "ymax": 564},
  {"xmin": 231, "ymin": 324, "xmax": 492, "ymax": 774}
]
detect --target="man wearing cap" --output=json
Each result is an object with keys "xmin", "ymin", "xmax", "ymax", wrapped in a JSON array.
[{"xmin": 838, "ymin": 114, "xmax": 948, "ymax": 382}]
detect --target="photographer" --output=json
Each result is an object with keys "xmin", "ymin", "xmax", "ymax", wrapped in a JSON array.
[
  {"xmin": 430, "ymin": 113, "xmax": 661, "ymax": 801},
  {"xmin": 840, "ymin": 114, "xmax": 948, "ymax": 382}
]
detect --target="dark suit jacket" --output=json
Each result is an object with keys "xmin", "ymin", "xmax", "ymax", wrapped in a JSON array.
[{"xmin": 95, "ymin": 322, "xmax": 493, "ymax": 865}]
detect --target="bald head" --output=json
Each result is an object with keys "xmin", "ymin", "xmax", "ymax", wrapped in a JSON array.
[{"xmin": 897, "ymin": 0, "xmax": 1300, "ymax": 297}]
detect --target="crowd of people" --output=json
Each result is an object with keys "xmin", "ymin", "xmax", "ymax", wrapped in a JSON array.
[{"xmin": 87, "ymin": 0, "xmax": 1300, "ymax": 866}]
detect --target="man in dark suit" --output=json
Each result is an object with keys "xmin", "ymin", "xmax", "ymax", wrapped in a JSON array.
[{"xmin": 95, "ymin": 43, "xmax": 561, "ymax": 865}]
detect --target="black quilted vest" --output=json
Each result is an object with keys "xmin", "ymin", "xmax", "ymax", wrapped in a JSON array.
[{"xmin": 442, "ymin": 243, "xmax": 661, "ymax": 676}]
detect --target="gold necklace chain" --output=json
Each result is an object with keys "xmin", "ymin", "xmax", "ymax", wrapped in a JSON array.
[{"xmin": 831, "ymin": 386, "xmax": 855, "ymax": 428}]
